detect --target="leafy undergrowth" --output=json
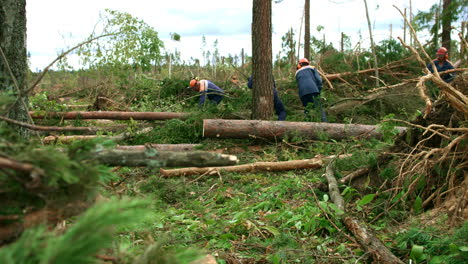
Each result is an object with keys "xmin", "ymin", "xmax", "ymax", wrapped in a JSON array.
[
  {"xmin": 102, "ymin": 144, "xmax": 363, "ymax": 263},
  {"xmin": 90, "ymin": 136, "xmax": 465, "ymax": 264}
]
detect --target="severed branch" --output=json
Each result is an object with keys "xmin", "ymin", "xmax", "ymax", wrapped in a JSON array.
[
  {"xmin": 0, "ymin": 156, "xmax": 45, "ymax": 176},
  {"xmin": 339, "ymin": 167, "xmax": 370, "ymax": 184},
  {"xmin": 159, "ymin": 154, "xmax": 351, "ymax": 177},
  {"xmin": 160, "ymin": 157, "xmax": 324, "ymax": 177},
  {"xmin": 324, "ymin": 162, "xmax": 404, "ymax": 264}
]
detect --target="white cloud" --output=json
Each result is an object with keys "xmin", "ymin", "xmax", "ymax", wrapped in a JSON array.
[{"xmin": 26, "ymin": 0, "xmax": 439, "ymax": 71}]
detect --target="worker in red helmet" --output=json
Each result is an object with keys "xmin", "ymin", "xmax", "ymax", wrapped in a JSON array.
[
  {"xmin": 189, "ymin": 77, "xmax": 225, "ymax": 106},
  {"xmin": 427, "ymin": 47, "xmax": 455, "ymax": 83},
  {"xmin": 295, "ymin": 58, "xmax": 327, "ymax": 122}
]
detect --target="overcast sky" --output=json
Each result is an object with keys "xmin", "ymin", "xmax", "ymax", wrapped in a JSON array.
[{"xmin": 26, "ymin": 0, "xmax": 439, "ymax": 71}]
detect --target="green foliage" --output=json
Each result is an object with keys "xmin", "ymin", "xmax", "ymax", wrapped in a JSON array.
[
  {"xmin": 375, "ymin": 39, "xmax": 406, "ymax": 64},
  {"xmin": 130, "ymin": 117, "xmax": 202, "ymax": 144},
  {"xmin": 378, "ymin": 114, "xmax": 401, "ymax": 144},
  {"xmin": 158, "ymin": 78, "xmax": 189, "ymax": 99},
  {"xmin": 0, "ymin": 138, "xmax": 116, "ymax": 218},
  {"xmin": 29, "ymin": 92, "xmax": 69, "ymax": 111},
  {"xmin": 413, "ymin": 0, "xmax": 466, "ymax": 51},
  {"xmin": 77, "ymin": 9, "xmax": 164, "ymax": 71},
  {"xmin": 0, "ymin": 199, "xmax": 148, "ymax": 264},
  {"xmin": 319, "ymin": 50, "xmax": 353, "ymax": 73},
  {"xmin": 356, "ymin": 194, "xmax": 375, "ymax": 211},
  {"xmin": 0, "ymin": 92, "xmax": 17, "ymax": 114},
  {"xmin": 394, "ymin": 222, "xmax": 468, "ymax": 263}
]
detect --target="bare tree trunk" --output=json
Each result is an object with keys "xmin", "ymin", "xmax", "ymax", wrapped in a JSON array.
[
  {"xmin": 304, "ymin": 0, "xmax": 310, "ymax": 60},
  {"xmin": 403, "ymin": 8, "xmax": 407, "ymax": 43},
  {"xmin": 251, "ymin": 0, "xmax": 274, "ymax": 120},
  {"xmin": 340, "ymin": 32, "xmax": 344, "ymax": 52},
  {"xmin": 441, "ymin": 0, "xmax": 452, "ymax": 51},
  {"xmin": 0, "ymin": 0, "xmax": 30, "ymax": 138},
  {"xmin": 363, "ymin": 0, "xmax": 379, "ymax": 87},
  {"xmin": 203, "ymin": 119, "xmax": 406, "ymax": 141},
  {"xmin": 410, "ymin": 0, "xmax": 413, "ymax": 46},
  {"xmin": 241, "ymin": 48, "xmax": 245, "ymax": 67},
  {"xmin": 462, "ymin": 22, "xmax": 467, "ymax": 59}
]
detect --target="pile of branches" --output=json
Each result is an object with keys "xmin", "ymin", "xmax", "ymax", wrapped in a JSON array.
[{"xmin": 380, "ymin": 27, "xmax": 467, "ymax": 222}]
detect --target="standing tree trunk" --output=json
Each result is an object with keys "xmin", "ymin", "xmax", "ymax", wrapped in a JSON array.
[
  {"xmin": 304, "ymin": 0, "xmax": 310, "ymax": 60},
  {"xmin": 410, "ymin": 0, "xmax": 413, "ymax": 46},
  {"xmin": 251, "ymin": 0, "xmax": 273, "ymax": 120},
  {"xmin": 0, "ymin": 0, "xmax": 29, "ymax": 138},
  {"xmin": 363, "ymin": 0, "xmax": 379, "ymax": 87},
  {"xmin": 441, "ymin": 0, "xmax": 452, "ymax": 51}
]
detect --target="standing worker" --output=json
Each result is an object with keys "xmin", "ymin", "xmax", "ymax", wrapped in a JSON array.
[
  {"xmin": 295, "ymin": 58, "xmax": 327, "ymax": 122},
  {"xmin": 247, "ymin": 76, "xmax": 287, "ymax": 121},
  {"xmin": 427, "ymin": 47, "xmax": 455, "ymax": 83},
  {"xmin": 189, "ymin": 77, "xmax": 225, "ymax": 107}
]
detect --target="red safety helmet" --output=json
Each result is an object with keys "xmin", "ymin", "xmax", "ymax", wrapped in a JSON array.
[
  {"xmin": 299, "ymin": 58, "xmax": 309, "ymax": 64},
  {"xmin": 189, "ymin": 79, "xmax": 198, "ymax": 88},
  {"xmin": 436, "ymin": 47, "xmax": 448, "ymax": 55}
]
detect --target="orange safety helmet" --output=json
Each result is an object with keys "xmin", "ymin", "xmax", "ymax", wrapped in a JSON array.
[
  {"xmin": 299, "ymin": 58, "xmax": 309, "ymax": 64},
  {"xmin": 436, "ymin": 47, "xmax": 448, "ymax": 55},
  {"xmin": 189, "ymin": 79, "xmax": 198, "ymax": 88}
]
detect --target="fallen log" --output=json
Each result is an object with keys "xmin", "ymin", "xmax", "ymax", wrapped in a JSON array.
[
  {"xmin": 0, "ymin": 115, "xmax": 126, "ymax": 134},
  {"xmin": 29, "ymin": 111, "xmax": 188, "ymax": 120},
  {"xmin": 95, "ymin": 149, "xmax": 238, "ymax": 167},
  {"xmin": 324, "ymin": 162, "xmax": 404, "ymax": 264},
  {"xmin": 43, "ymin": 127, "xmax": 153, "ymax": 144},
  {"xmin": 115, "ymin": 144, "xmax": 202, "ymax": 152},
  {"xmin": 159, "ymin": 154, "xmax": 350, "ymax": 177},
  {"xmin": 203, "ymin": 119, "xmax": 406, "ymax": 141}
]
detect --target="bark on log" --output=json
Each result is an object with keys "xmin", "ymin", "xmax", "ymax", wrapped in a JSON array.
[
  {"xmin": 94, "ymin": 149, "xmax": 238, "ymax": 167},
  {"xmin": 324, "ymin": 162, "xmax": 404, "ymax": 264},
  {"xmin": 0, "ymin": 157, "xmax": 45, "ymax": 176},
  {"xmin": 203, "ymin": 119, "xmax": 406, "ymax": 141},
  {"xmin": 114, "ymin": 144, "xmax": 268, "ymax": 155},
  {"xmin": 115, "ymin": 144, "xmax": 202, "ymax": 152},
  {"xmin": 43, "ymin": 127, "xmax": 153, "ymax": 144},
  {"xmin": 325, "ymin": 162, "xmax": 344, "ymax": 212},
  {"xmin": 29, "ymin": 111, "xmax": 188, "ymax": 120},
  {"xmin": 343, "ymin": 217, "xmax": 404, "ymax": 264},
  {"xmin": 159, "ymin": 156, "xmax": 339, "ymax": 177}
]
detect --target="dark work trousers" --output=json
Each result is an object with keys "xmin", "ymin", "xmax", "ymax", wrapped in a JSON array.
[
  {"xmin": 300, "ymin": 93, "xmax": 327, "ymax": 122},
  {"xmin": 274, "ymin": 92, "xmax": 287, "ymax": 121}
]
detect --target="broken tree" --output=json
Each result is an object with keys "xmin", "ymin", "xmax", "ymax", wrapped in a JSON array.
[{"xmin": 203, "ymin": 119, "xmax": 406, "ymax": 141}]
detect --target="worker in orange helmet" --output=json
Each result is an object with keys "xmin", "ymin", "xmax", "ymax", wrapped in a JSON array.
[
  {"xmin": 427, "ymin": 47, "xmax": 455, "ymax": 83},
  {"xmin": 295, "ymin": 58, "xmax": 327, "ymax": 122},
  {"xmin": 189, "ymin": 77, "xmax": 225, "ymax": 106}
]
